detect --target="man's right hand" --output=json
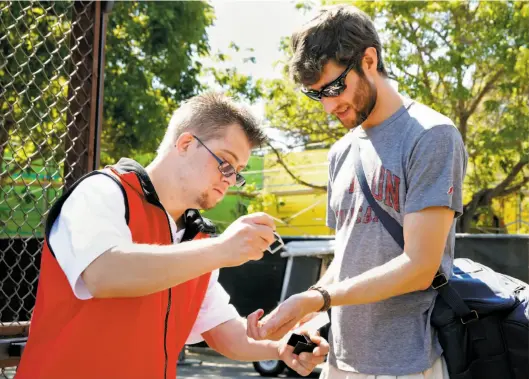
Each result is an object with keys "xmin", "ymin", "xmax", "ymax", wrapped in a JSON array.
[{"xmin": 218, "ymin": 212, "xmax": 276, "ymax": 267}]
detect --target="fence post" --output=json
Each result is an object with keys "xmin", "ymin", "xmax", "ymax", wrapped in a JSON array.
[{"xmin": 63, "ymin": 1, "xmax": 110, "ymax": 189}]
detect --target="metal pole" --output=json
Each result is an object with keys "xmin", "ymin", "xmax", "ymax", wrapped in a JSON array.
[
  {"xmin": 279, "ymin": 256, "xmax": 294, "ymax": 303},
  {"xmin": 64, "ymin": 2, "xmax": 100, "ymax": 188},
  {"xmin": 91, "ymin": 1, "xmax": 113, "ymax": 171},
  {"xmin": 518, "ymin": 193, "xmax": 522, "ymax": 234}
]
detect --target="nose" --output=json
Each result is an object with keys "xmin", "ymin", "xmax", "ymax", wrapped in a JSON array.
[
  {"xmin": 320, "ymin": 96, "xmax": 339, "ymax": 114},
  {"xmin": 222, "ymin": 172, "xmax": 237, "ymax": 187}
]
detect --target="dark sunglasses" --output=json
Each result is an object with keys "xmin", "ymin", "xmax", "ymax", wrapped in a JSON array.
[
  {"xmin": 193, "ymin": 135, "xmax": 246, "ymax": 188},
  {"xmin": 301, "ymin": 62, "xmax": 357, "ymax": 101}
]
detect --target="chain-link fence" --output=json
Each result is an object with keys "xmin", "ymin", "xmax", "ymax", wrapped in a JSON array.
[{"xmin": 0, "ymin": 1, "xmax": 109, "ymax": 376}]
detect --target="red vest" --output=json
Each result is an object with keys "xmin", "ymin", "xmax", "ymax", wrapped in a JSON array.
[{"xmin": 16, "ymin": 160, "xmax": 212, "ymax": 379}]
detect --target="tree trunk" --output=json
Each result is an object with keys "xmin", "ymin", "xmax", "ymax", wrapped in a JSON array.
[
  {"xmin": 459, "ymin": 116, "xmax": 468, "ymax": 145},
  {"xmin": 458, "ymin": 157, "xmax": 528, "ymax": 233},
  {"xmin": 457, "ymin": 189, "xmax": 485, "ymax": 233}
]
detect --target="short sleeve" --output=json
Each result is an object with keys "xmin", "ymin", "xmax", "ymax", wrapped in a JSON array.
[
  {"xmin": 404, "ymin": 125, "xmax": 467, "ymax": 218},
  {"xmin": 48, "ymin": 174, "xmax": 132, "ymax": 300}
]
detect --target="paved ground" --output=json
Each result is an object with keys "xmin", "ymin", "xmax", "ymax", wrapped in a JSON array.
[{"xmin": 0, "ymin": 348, "xmax": 322, "ymax": 379}]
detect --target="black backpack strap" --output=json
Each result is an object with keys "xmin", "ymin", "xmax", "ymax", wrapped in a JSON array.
[
  {"xmin": 181, "ymin": 209, "xmax": 216, "ymax": 242},
  {"xmin": 352, "ymin": 142, "xmax": 480, "ymax": 327}
]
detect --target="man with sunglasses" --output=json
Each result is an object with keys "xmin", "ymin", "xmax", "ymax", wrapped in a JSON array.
[
  {"xmin": 248, "ymin": 5, "xmax": 467, "ymax": 379},
  {"xmin": 17, "ymin": 92, "xmax": 328, "ymax": 379}
]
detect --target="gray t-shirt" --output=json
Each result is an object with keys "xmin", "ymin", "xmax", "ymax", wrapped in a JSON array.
[{"xmin": 326, "ymin": 99, "xmax": 467, "ymax": 375}]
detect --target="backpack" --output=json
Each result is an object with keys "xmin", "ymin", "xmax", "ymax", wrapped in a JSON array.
[
  {"xmin": 353, "ymin": 144, "xmax": 529, "ymax": 379},
  {"xmin": 430, "ymin": 258, "xmax": 528, "ymax": 379}
]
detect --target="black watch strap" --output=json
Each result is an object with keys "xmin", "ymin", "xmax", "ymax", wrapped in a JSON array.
[{"xmin": 308, "ymin": 285, "xmax": 331, "ymax": 313}]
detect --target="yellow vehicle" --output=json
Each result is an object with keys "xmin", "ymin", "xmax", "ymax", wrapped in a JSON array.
[{"xmin": 203, "ymin": 148, "xmax": 334, "ymax": 237}]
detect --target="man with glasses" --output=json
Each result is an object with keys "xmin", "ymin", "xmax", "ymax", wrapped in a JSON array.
[
  {"xmin": 248, "ymin": 5, "xmax": 467, "ymax": 379},
  {"xmin": 193, "ymin": 134, "xmax": 247, "ymax": 187},
  {"xmin": 17, "ymin": 92, "xmax": 328, "ymax": 379}
]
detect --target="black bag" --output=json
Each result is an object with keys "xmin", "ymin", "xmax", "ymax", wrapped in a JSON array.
[
  {"xmin": 430, "ymin": 258, "xmax": 528, "ymax": 379},
  {"xmin": 352, "ymin": 145, "xmax": 529, "ymax": 379}
]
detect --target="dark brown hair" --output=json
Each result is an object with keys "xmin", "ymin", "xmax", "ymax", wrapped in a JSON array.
[{"xmin": 290, "ymin": 5, "xmax": 387, "ymax": 86}]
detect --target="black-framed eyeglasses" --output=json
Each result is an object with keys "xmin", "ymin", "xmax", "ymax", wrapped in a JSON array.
[
  {"xmin": 301, "ymin": 61, "xmax": 357, "ymax": 101},
  {"xmin": 193, "ymin": 135, "xmax": 246, "ymax": 188}
]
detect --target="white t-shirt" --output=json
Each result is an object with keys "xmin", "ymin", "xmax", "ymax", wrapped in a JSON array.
[{"xmin": 48, "ymin": 174, "xmax": 238, "ymax": 344}]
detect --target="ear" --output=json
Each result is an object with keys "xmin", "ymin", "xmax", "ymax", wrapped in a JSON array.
[
  {"xmin": 175, "ymin": 132, "xmax": 194, "ymax": 154},
  {"xmin": 362, "ymin": 47, "xmax": 378, "ymax": 75}
]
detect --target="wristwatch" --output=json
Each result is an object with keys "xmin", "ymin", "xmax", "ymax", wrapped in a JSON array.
[{"xmin": 308, "ymin": 285, "xmax": 331, "ymax": 313}]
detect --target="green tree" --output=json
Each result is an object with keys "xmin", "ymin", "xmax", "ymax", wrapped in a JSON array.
[
  {"xmin": 0, "ymin": 1, "xmax": 74, "ymax": 181},
  {"xmin": 201, "ymin": 43, "xmax": 265, "ymax": 104},
  {"xmin": 262, "ymin": 0, "xmax": 529, "ymax": 233},
  {"xmin": 102, "ymin": 1, "xmax": 214, "ymax": 164}
]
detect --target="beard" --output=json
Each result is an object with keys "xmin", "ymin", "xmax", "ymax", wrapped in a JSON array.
[
  {"xmin": 342, "ymin": 76, "xmax": 378, "ymax": 129},
  {"xmin": 196, "ymin": 191, "xmax": 214, "ymax": 210}
]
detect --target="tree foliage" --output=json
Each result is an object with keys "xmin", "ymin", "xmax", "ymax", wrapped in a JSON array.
[
  {"xmin": 201, "ymin": 43, "xmax": 265, "ymax": 104},
  {"xmin": 101, "ymin": 1, "xmax": 214, "ymax": 163},
  {"xmin": 1, "ymin": 1, "xmax": 74, "ymax": 180}
]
